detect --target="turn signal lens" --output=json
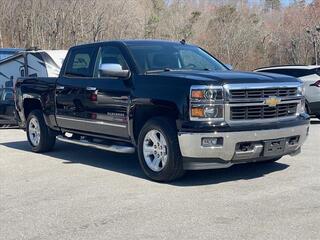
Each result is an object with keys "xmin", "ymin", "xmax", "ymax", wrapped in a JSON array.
[
  {"xmin": 191, "ymin": 107, "xmax": 205, "ymax": 118},
  {"xmin": 191, "ymin": 90, "xmax": 204, "ymax": 99}
]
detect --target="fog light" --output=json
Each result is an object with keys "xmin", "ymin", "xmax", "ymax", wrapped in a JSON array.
[{"xmin": 201, "ymin": 137, "xmax": 223, "ymax": 147}]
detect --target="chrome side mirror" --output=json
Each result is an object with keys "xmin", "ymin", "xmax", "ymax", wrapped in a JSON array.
[
  {"xmin": 99, "ymin": 64, "xmax": 130, "ymax": 78},
  {"xmin": 225, "ymin": 64, "xmax": 233, "ymax": 70}
]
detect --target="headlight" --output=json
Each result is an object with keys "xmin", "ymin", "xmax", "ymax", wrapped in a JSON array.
[
  {"xmin": 190, "ymin": 86, "xmax": 224, "ymax": 121},
  {"xmin": 191, "ymin": 88, "xmax": 223, "ymax": 101},
  {"xmin": 191, "ymin": 105, "xmax": 224, "ymax": 119},
  {"xmin": 297, "ymin": 84, "xmax": 305, "ymax": 96},
  {"xmin": 297, "ymin": 97, "xmax": 306, "ymax": 114}
]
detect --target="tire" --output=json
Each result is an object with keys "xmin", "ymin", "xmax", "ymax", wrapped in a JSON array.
[
  {"xmin": 26, "ymin": 110, "xmax": 56, "ymax": 153},
  {"xmin": 137, "ymin": 117, "xmax": 185, "ymax": 182}
]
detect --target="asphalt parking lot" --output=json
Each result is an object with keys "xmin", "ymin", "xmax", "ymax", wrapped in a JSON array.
[{"xmin": 1, "ymin": 120, "xmax": 320, "ymax": 240}]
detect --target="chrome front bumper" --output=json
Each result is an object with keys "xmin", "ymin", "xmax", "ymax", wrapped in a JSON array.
[{"xmin": 178, "ymin": 123, "xmax": 309, "ymax": 170}]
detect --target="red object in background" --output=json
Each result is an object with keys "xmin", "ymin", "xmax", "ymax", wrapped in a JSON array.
[
  {"xmin": 90, "ymin": 93, "xmax": 97, "ymax": 101},
  {"xmin": 311, "ymin": 80, "xmax": 320, "ymax": 87}
]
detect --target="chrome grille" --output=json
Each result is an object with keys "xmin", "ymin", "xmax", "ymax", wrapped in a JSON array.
[
  {"xmin": 230, "ymin": 103, "xmax": 298, "ymax": 120},
  {"xmin": 229, "ymin": 88, "xmax": 297, "ymax": 99}
]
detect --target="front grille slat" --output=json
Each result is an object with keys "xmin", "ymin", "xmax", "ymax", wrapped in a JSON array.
[
  {"xmin": 230, "ymin": 103, "xmax": 297, "ymax": 121},
  {"xmin": 230, "ymin": 88, "xmax": 297, "ymax": 99}
]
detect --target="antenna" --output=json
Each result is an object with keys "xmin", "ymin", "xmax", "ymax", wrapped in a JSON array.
[{"xmin": 180, "ymin": 39, "xmax": 186, "ymax": 45}]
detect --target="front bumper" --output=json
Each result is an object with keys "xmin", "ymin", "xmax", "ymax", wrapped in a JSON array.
[{"xmin": 178, "ymin": 122, "xmax": 309, "ymax": 170}]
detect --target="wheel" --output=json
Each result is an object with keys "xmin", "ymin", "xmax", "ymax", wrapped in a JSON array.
[
  {"xmin": 137, "ymin": 117, "xmax": 185, "ymax": 182},
  {"xmin": 26, "ymin": 110, "xmax": 56, "ymax": 153}
]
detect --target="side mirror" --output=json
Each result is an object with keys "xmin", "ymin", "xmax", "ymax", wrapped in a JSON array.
[
  {"xmin": 225, "ymin": 64, "xmax": 233, "ymax": 70},
  {"xmin": 99, "ymin": 64, "xmax": 130, "ymax": 78}
]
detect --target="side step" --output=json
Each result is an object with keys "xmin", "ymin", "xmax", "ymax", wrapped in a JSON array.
[{"xmin": 56, "ymin": 136, "xmax": 135, "ymax": 154}]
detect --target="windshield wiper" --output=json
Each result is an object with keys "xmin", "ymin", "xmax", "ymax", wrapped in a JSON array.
[
  {"xmin": 145, "ymin": 68, "xmax": 212, "ymax": 74},
  {"xmin": 145, "ymin": 68, "xmax": 174, "ymax": 74}
]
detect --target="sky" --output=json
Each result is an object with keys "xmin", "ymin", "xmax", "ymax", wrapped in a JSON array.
[{"xmin": 281, "ymin": 0, "xmax": 311, "ymax": 5}]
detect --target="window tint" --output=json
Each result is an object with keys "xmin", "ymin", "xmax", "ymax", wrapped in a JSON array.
[
  {"xmin": 180, "ymin": 49, "xmax": 214, "ymax": 70},
  {"xmin": 94, "ymin": 46, "xmax": 128, "ymax": 77},
  {"xmin": 65, "ymin": 47, "xmax": 96, "ymax": 77},
  {"xmin": 127, "ymin": 44, "xmax": 227, "ymax": 73}
]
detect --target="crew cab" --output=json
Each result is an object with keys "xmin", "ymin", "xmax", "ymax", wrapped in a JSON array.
[{"xmin": 15, "ymin": 40, "xmax": 310, "ymax": 182}]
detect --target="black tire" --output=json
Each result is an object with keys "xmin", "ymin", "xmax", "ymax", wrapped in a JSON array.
[
  {"xmin": 26, "ymin": 110, "xmax": 56, "ymax": 153},
  {"xmin": 137, "ymin": 117, "xmax": 185, "ymax": 182}
]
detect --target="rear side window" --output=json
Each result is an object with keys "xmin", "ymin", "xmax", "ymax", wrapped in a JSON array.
[{"xmin": 65, "ymin": 47, "xmax": 96, "ymax": 78}]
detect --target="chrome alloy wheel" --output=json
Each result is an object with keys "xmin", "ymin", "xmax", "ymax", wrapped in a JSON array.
[
  {"xmin": 28, "ymin": 118, "xmax": 41, "ymax": 146},
  {"xmin": 143, "ymin": 130, "xmax": 168, "ymax": 172}
]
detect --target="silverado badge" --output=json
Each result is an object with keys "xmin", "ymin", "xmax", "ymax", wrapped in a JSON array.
[{"xmin": 265, "ymin": 96, "xmax": 281, "ymax": 107}]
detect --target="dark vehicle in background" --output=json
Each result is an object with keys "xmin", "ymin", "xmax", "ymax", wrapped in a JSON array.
[
  {"xmin": 255, "ymin": 65, "xmax": 320, "ymax": 119},
  {"xmin": 14, "ymin": 40, "xmax": 309, "ymax": 182},
  {"xmin": 0, "ymin": 88, "xmax": 16, "ymax": 126}
]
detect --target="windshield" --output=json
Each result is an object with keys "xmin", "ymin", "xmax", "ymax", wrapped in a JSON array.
[{"xmin": 127, "ymin": 43, "xmax": 228, "ymax": 73}]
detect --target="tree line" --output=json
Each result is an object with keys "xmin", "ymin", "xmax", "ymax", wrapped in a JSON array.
[{"xmin": 0, "ymin": 0, "xmax": 319, "ymax": 70}]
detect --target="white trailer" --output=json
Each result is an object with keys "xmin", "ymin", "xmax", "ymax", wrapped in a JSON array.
[{"xmin": 0, "ymin": 49, "xmax": 67, "ymax": 88}]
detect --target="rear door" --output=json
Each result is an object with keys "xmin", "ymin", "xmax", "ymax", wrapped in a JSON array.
[
  {"xmin": 55, "ymin": 46, "xmax": 99, "ymax": 133},
  {"xmin": 55, "ymin": 44, "xmax": 131, "ymax": 139}
]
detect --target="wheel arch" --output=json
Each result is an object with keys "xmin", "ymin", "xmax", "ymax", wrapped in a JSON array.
[
  {"xmin": 130, "ymin": 101, "xmax": 181, "ymax": 145},
  {"xmin": 23, "ymin": 97, "xmax": 43, "ymax": 120}
]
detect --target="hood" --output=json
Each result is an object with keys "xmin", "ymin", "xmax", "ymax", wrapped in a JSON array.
[{"xmin": 147, "ymin": 70, "xmax": 301, "ymax": 85}]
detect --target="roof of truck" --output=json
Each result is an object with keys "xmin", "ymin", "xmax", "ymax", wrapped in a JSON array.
[{"xmin": 73, "ymin": 39, "xmax": 196, "ymax": 48}]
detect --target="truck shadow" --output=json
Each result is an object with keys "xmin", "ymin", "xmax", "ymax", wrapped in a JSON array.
[{"xmin": 2, "ymin": 140, "xmax": 289, "ymax": 187}]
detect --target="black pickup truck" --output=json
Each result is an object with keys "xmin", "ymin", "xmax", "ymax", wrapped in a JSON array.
[{"xmin": 15, "ymin": 40, "xmax": 310, "ymax": 181}]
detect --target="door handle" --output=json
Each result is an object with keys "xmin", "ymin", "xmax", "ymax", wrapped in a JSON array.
[
  {"xmin": 86, "ymin": 87, "xmax": 97, "ymax": 91},
  {"xmin": 56, "ymin": 85, "xmax": 65, "ymax": 90}
]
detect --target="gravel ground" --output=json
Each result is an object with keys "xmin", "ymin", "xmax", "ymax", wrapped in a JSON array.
[{"xmin": 1, "ymin": 120, "xmax": 320, "ymax": 240}]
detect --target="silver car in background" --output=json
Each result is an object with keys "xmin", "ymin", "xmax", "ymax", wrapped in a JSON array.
[{"xmin": 255, "ymin": 65, "xmax": 320, "ymax": 119}]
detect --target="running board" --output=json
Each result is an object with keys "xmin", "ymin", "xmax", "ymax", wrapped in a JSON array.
[{"xmin": 56, "ymin": 136, "xmax": 135, "ymax": 154}]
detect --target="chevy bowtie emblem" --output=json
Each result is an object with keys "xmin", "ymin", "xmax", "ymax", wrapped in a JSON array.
[{"xmin": 265, "ymin": 96, "xmax": 281, "ymax": 107}]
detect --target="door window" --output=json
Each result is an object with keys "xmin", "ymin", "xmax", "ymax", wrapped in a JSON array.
[
  {"xmin": 65, "ymin": 47, "xmax": 96, "ymax": 78},
  {"xmin": 94, "ymin": 46, "xmax": 128, "ymax": 78}
]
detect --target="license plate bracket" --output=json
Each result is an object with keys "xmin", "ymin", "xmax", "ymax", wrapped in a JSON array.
[{"xmin": 263, "ymin": 138, "xmax": 286, "ymax": 157}]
